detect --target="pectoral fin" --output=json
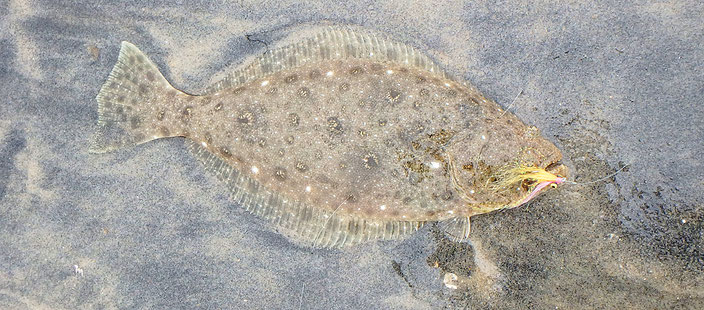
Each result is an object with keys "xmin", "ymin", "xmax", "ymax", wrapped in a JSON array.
[{"xmin": 440, "ymin": 216, "xmax": 471, "ymax": 242}]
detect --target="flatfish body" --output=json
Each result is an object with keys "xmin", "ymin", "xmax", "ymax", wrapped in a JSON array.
[{"xmin": 91, "ymin": 27, "xmax": 569, "ymax": 247}]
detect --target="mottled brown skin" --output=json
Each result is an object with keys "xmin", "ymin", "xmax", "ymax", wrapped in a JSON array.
[{"xmin": 149, "ymin": 59, "xmax": 567, "ymax": 222}]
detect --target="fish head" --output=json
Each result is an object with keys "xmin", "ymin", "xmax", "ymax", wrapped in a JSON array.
[{"xmin": 446, "ymin": 125, "xmax": 569, "ymax": 215}]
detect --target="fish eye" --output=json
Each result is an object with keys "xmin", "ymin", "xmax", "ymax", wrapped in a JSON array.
[{"xmin": 550, "ymin": 183, "xmax": 558, "ymax": 188}]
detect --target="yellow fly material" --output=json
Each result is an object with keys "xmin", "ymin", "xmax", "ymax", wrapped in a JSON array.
[{"xmin": 492, "ymin": 165, "xmax": 562, "ymax": 190}]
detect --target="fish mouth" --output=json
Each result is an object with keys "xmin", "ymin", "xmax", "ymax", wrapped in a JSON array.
[{"xmin": 512, "ymin": 162, "xmax": 568, "ymax": 208}]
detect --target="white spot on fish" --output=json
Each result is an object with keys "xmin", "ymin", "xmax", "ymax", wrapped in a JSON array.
[
  {"xmin": 326, "ymin": 71, "xmax": 334, "ymax": 77},
  {"xmin": 379, "ymin": 205, "xmax": 386, "ymax": 210},
  {"xmin": 251, "ymin": 166, "xmax": 259, "ymax": 174},
  {"xmin": 305, "ymin": 185, "xmax": 312, "ymax": 192},
  {"xmin": 430, "ymin": 161, "xmax": 441, "ymax": 169},
  {"xmin": 261, "ymin": 80, "xmax": 269, "ymax": 86}
]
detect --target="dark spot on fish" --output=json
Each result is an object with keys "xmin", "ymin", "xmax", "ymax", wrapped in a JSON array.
[
  {"xmin": 274, "ymin": 167, "xmax": 287, "ymax": 181},
  {"xmin": 349, "ymin": 67, "xmax": 363, "ymax": 75},
  {"xmin": 298, "ymin": 87, "xmax": 310, "ymax": 97},
  {"xmin": 339, "ymin": 83, "xmax": 350, "ymax": 92},
  {"xmin": 378, "ymin": 119, "xmax": 387, "ymax": 127},
  {"xmin": 130, "ymin": 116, "xmax": 141, "ymax": 129},
  {"xmin": 419, "ymin": 88, "xmax": 429, "ymax": 96},
  {"xmin": 416, "ymin": 76, "xmax": 426, "ymax": 83},
  {"xmin": 128, "ymin": 56, "xmax": 135, "ymax": 64},
  {"xmin": 363, "ymin": 152, "xmax": 379, "ymax": 169},
  {"xmin": 220, "ymin": 147, "xmax": 232, "ymax": 157},
  {"xmin": 257, "ymin": 138, "xmax": 266, "ymax": 147},
  {"xmin": 346, "ymin": 193, "xmax": 358, "ymax": 203},
  {"xmin": 238, "ymin": 111, "xmax": 254, "ymax": 124},
  {"xmin": 295, "ymin": 161, "xmax": 308, "ymax": 172},
  {"xmin": 441, "ymin": 190, "xmax": 453, "ymax": 201},
  {"xmin": 146, "ymin": 71, "xmax": 155, "ymax": 81},
  {"xmin": 428, "ymin": 129, "xmax": 455, "ymax": 145},
  {"xmin": 182, "ymin": 106, "xmax": 193, "ymax": 118},
  {"xmin": 233, "ymin": 87, "xmax": 245, "ymax": 95},
  {"xmin": 288, "ymin": 113, "xmax": 300, "ymax": 127},
  {"xmin": 136, "ymin": 54, "xmax": 144, "ymax": 63},
  {"xmin": 204, "ymin": 132, "xmax": 213, "ymax": 144},
  {"xmin": 387, "ymin": 89, "xmax": 402, "ymax": 104},
  {"xmin": 285, "ymin": 74, "xmax": 298, "ymax": 83},
  {"xmin": 285, "ymin": 135, "xmax": 295, "ymax": 144},
  {"xmin": 357, "ymin": 129, "xmax": 367, "ymax": 137},
  {"xmin": 116, "ymin": 95, "xmax": 125, "ymax": 103},
  {"xmin": 327, "ymin": 117, "xmax": 343, "ymax": 134},
  {"xmin": 309, "ymin": 70, "xmax": 321, "ymax": 79},
  {"xmin": 521, "ymin": 179, "xmax": 537, "ymax": 191},
  {"xmin": 267, "ymin": 87, "xmax": 278, "ymax": 95},
  {"xmin": 214, "ymin": 103, "xmax": 223, "ymax": 111}
]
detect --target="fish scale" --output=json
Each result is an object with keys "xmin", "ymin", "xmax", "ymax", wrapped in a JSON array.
[{"xmin": 90, "ymin": 26, "xmax": 568, "ymax": 248}]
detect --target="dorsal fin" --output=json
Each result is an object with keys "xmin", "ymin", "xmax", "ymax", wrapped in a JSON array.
[
  {"xmin": 185, "ymin": 141, "xmax": 425, "ymax": 248},
  {"xmin": 204, "ymin": 26, "xmax": 450, "ymax": 95}
]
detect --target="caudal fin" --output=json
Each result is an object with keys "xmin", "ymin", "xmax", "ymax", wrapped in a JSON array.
[{"xmin": 90, "ymin": 41, "xmax": 182, "ymax": 153}]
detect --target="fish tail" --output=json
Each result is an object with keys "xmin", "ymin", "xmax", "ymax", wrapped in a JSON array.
[{"xmin": 90, "ymin": 41, "xmax": 183, "ymax": 153}]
